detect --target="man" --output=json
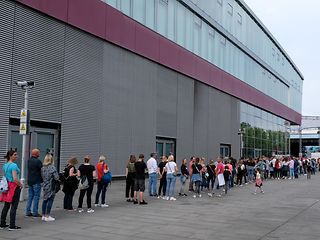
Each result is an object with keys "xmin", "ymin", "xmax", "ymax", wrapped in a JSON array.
[
  {"xmin": 133, "ymin": 154, "xmax": 148, "ymax": 205},
  {"xmin": 26, "ymin": 149, "xmax": 43, "ymax": 217},
  {"xmin": 146, "ymin": 153, "xmax": 158, "ymax": 197}
]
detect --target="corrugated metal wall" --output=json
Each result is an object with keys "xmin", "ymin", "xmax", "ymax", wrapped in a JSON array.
[
  {"xmin": 1, "ymin": 0, "xmax": 241, "ymax": 175},
  {"xmin": 10, "ymin": 4, "xmax": 65, "ymax": 123},
  {"xmin": 0, "ymin": 0, "xmax": 15, "ymax": 168}
]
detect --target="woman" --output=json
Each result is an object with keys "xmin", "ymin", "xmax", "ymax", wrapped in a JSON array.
[
  {"xmin": 164, "ymin": 155, "xmax": 178, "ymax": 201},
  {"xmin": 77, "ymin": 155, "xmax": 96, "ymax": 213},
  {"xmin": 0, "ymin": 150, "xmax": 23, "ymax": 230},
  {"xmin": 192, "ymin": 157, "xmax": 202, "ymax": 198},
  {"xmin": 95, "ymin": 155, "xmax": 110, "ymax": 207},
  {"xmin": 62, "ymin": 157, "xmax": 78, "ymax": 211},
  {"xmin": 41, "ymin": 154, "xmax": 60, "ymax": 221},
  {"xmin": 179, "ymin": 158, "xmax": 188, "ymax": 196},
  {"xmin": 158, "ymin": 156, "xmax": 167, "ymax": 199},
  {"xmin": 125, "ymin": 155, "xmax": 136, "ymax": 202},
  {"xmin": 206, "ymin": 159, "xmax": 216, "ymax": 191}
]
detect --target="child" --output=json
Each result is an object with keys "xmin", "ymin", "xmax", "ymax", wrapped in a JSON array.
[
  {"xmin": 223, "ymin": 165, "xmax": 230, "ymax": 194},
  {"xmin": 254, "ymin": 168, "xmax": 264, "ymax": 194}
]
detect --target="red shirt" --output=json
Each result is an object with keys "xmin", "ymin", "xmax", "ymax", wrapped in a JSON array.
[
  {"xmin": 96, "ymin": 162, "xmax": 108, "ymax": 181},
  {"xmin": 216, "ymin": 162, "xmax": 224, "ymax": 175}
]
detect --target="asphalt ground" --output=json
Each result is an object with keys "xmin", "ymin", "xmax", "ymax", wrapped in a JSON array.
[{"xmin": 1, "ymin": 174, "xmax": 320, "ymax": 240}]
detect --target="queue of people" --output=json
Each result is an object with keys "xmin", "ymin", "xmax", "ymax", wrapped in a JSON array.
[{"xmin": 1, "ymin": 149, "xmax": 318, "ymax": 231}]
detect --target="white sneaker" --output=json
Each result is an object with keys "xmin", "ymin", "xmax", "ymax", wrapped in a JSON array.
[
  {"xmin": 170, "ymin": 197, "xmax": 176, "ymax": 201},
  {"xmin": 199, "ymin": 194, "xmax": 202, "ymax": 198},
  {"xmin": 208, "ymin": 193, "xmax": 213, "ymax": 197},
  {"xmin": 78, "ymin": 208, "xmax": 84, "ymax": 213},
  {"xmin": 166, "ymin": 196, "xmax": 170, "ymax": 201},
  {"xmin": 87, "ymin": 208, "xmax": 95, "ymax": 213},
  {"xmin": 162, "ymin": 196, "xmax": 166, "ymax": 200},
  {"xmin": 45, "ymin": 216, "xmax": 55, "ymax": 222},
  {"xmin": 41, "ymin": 216, "xmax": 46, "ymax": 221},
  {"xmin": 94, "ymin": 204, "xmax": 101, "ymax": 207},
  {"xmin": 193, "ymin": 194, "xmax": 196, "ymax": 198},
  {"xmin": 101, "ymin": 204, "xmax": 109, "ymax": 208}
]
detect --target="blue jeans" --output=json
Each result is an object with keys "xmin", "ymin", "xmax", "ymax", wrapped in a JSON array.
[
  {"xmin": 247, "ymin": 166, "xmax": 254, "ymax": 181},
  {"xmin": 166, "ymin": 173, "xmax": 176, "ymax": 197},
  {"xmin": 95, "ymin": 181, "xmax": 108, "ymax": 205},
  {"xmin": 148, "ymin": 173, "xmax": 157, "ymax": 196},
  {"xmin": 26, "ymin": 183, "xmax": 41, "ymax": 215},
  {"xmin": 42, "ymin": 195, "xmax": 55, "ymax": 215}
]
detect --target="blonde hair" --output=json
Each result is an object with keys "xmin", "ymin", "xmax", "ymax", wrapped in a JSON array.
[
  {"xmin": 68, "ymin": 156, "xmax": 78, "ymax": 165},
  {"xmin": 43, "ymin": 154, "xmax": 54, "ymax": 166},
  {"xmin": 168, "ymin": 155, "xmax": 174, "ymax": 162},
  {"xmin": 99, "ymin": 155, "xmax": 106, "ymax": 162}
]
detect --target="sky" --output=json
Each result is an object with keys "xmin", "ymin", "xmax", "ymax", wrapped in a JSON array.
[{"xmin": 244, "ymin": 0, "xmax": 320, "ymax": 116}]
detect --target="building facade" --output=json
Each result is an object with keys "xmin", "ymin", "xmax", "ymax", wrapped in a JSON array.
[{"xmin": 0, "ymin": 0, "xmax": 303, "ymax": 175}]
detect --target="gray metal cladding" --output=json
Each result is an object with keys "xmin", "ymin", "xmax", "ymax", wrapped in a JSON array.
[
  {"xmin": 156, "ymin": 67, "xmax": 178, "ymax": 138},
  {"xmin": 9, "ymin": 4, "xmax": 64, "ymax": 123},
  {"xmin": 61, "ymin": 27, "xmax": 102, "ymax": 169},
  {"xmin": 0, "ymin": 0, "xmax": 15, "ymax": 167}
]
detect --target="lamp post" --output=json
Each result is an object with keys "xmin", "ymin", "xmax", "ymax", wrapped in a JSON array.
[
  {"xmin": 15, "ymin": 80, "xmax": 34, "ymax": 201},
  {"xmin": 238, "ymin": 129, "xmax": 244, "ymax": 159}
]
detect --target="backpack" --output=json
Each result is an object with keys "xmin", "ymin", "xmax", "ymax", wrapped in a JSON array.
[
  {"xmin": 102, "ymin": 163, "xmax": 112, "ymax": 184},
  {"xmin": 0, "ymin": 176, "xmax": 8, "ymax": 193},
  {"xmin": 78, "ymin": 175, "xmax": 89, "ymax": 190}
]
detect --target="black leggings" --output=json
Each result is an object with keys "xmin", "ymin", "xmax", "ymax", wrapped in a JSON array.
[
  {"xmin": 125, "ymin": 173, "xmax": 135, "ymax": 198},
  {"xmin": 1, "ymin": 187, "xmax": 21, "ymax": 228},
  {"xmin": 78, "ymin": 184, "xmax": 94, "ymax": 208}
]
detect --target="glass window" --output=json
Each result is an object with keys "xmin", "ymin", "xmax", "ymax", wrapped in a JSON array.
[
  {"xmin": 237, "ymin": 13, "xmax": 242, "ymax": 24},
  {"xmin": 133, "ymin": 0, "xmax": 145, "ymax": 24},
  {"xmin": 157, "ymin": 0, "xmax": 168, "ymax": 36},
  {"xmin": 193, "ymin": 16, "xmax": 201, "ymax": 55},
  {"xmin": 107, "ymin": 0, "xmax": 118, "ymax": 8},
  {"xmin": 146, "ymin": 0, "xmax": 155, "ymax": 29},
  {"xmin": 227, "ymin": 3, "xmax": 233, "ymax": 16},
  {"xmin": 120, "ymin": 0, "xmax": 131, "ymax": 16},
  {"xmin": 185, "ymin": 10, "xmax": 193, "ymax": 51},
  {"xmin": 167, "ymin": 0, "xmax": 175, "ymax": 41},
  {"xmin": 176, "ymin": 3, "xmax": 185, "ymax": 47}
]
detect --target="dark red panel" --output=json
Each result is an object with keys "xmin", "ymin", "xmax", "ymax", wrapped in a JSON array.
[
  {"xmin": 178, "ymin": 49, "xmax": 197, "ymax": 79},
  {"xmin": 68, "ymin": 0, "xmax": 106, "ymax": 39},
  {"xmin": 195, "ymin": 58, "xmax": 212, "ymax": 86},
  {"xmin": 135, "ymin": 24, "xmax": 159, "ymax": 62},
  {"xmin": 210, "ymin": 65, "xmax": 223, "ymax": 90},
  {"xmin": 159, "ymin": 38, "xmax": 180, "ymax": 71},
  {"xmin": 40, "ymin": 0, "xmax": 68, "ymax": 21},
  {"xmin": 105, "ymin": 5, "xmax": 135, "ymax": 52},
  {"xmin": 17, "ymin": 0, "xmax": 41, "ymax": 10}
]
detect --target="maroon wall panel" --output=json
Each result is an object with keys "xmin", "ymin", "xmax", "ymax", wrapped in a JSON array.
[
  {"xmin": 105, "ymin": 6, "xmax": 135, "ymax": 52},
  {"xmin": 40, "ymin": 0, "xmax": 68, "ymax": 22},
  {"xmin": 135, "ymin": 24, "xmax": 159, "ymax": 63},
  {"xmin": 15, "ymin": 0, "xmax": 302, "ymax": 125},
  {"xmin": 68, "ymin": 0, "xmax": 106, "ymax": 39}
]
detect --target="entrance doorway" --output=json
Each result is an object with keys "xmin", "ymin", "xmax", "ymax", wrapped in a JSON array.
[{"xmin": 156, "ymin": 137, "xmax": 176, "ymax": 160}]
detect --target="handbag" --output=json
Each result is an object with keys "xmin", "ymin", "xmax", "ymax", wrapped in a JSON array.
[
  {"xmin": 51, "ymin": 178, "xmax": 61, "ymax": 193},
  {"xmin": 0, "ymin": 163, "xmax": 12, "ymax": 193},
  {"xmin": 79, "ymin": 175, "xmax": 89, "ymax": 190},
  {"xmin": 102, "ymin": 163, "xmax": 112, "ymax": 184}
]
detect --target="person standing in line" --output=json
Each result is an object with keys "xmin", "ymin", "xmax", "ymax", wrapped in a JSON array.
[
  {"xmin": 164, "ymin": 155, "xmax": 178, "ymax": 201},
  {"xmin": 179, "ymin": 158, "xmax": 189, "ymax": 197},
  {"xmin": 78, "ymin": 155, "xmax": 96, "ymax": 213},
  {"xmin": 206, "ymin": 160, "xmax": 216, "ymax": 191},
  {"xmin": 133, "ymin": 154, "xmax": 148, "ymax": 205},
  {"xmin": 0, "ymin": 150, "xmax": 23, "ymax": 230},
  {"xmin": 26, "ymin": 149, "xmax": 43, "ymax": 217},
  {"xmin": 192, "ymin": 157, "xmax": 202, "ymax": 198},
  {"xmin": 254, "ymin": 168, "xmax": 264, "ymax": 194},
  {"xmin": 223, "ymin": 165, "xmax": 231, "ymax": 194},
  {"xmin": 62, "ymin": 157, "xmax": 79, "ymax": 211},
  {"xmin": 146, "ymin": 153, "xmax": 158, "ymax": 197},
  {"xmin": 188, "ymin": 156, "xmax": 195, "ymax": 191},
  {"xmin": 41, "ymin": 154, "xmax": 60, "ymax": 221},
  {"xmin": 157, "ymin": 156, "xmax": 167, "ymax": 199},
  {"xmin": 95, "ymin": 155, "xmax": 110, "ymax": 208},
  {"xmin": 209, "ymin": 157, "xmax": 224, "ymax": 197},
  {"xmin": 125, "ymin": 155, "xmax": 136, "ymax": 202}
]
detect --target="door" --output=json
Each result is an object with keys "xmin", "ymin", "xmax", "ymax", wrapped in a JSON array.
[
  {"xmin": 156, "ymin": 137, "xmax": 176, "ymax": 159},
  {"xmin": 220, "ymin": 144, "xmax": 231, "ymax": 157}
]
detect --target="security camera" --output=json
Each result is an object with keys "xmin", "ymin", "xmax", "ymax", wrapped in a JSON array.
[{"xmin": 15, "ymin": 81, "xmax": 35, "ymax": 88}]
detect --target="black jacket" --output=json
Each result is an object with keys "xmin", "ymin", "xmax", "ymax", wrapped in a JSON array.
[{"xmin": 27, "ymin": 156, "xmax": 43, "ymax": 186}]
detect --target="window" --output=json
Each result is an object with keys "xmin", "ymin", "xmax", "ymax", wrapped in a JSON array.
[
  {"xmin": 237, "ymin": 13, "xmax": 242, "ymax": 24},
  {"xmin": 227, "ymin": 3, "xmax": 233, "ymax": 16},
  {"xmin": 217, "ymin": 0, "xmax": 223, "ymax": 6}
]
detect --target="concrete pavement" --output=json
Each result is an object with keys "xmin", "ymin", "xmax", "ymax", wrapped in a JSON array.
[{"xmin": 1, "ymin": 174, "xmax": 320, "ymax": 240}]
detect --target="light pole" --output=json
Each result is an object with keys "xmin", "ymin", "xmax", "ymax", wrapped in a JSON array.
[
  {"xmin": 15, "ymin": 80, "xmax": 34, "ymax": 201},
  {"xmin": 238, "ymin": 128, "xmax": 244, "ymax": 159}
]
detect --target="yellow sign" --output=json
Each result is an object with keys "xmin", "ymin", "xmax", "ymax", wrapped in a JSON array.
[
  {"xmin": 20, "ymin": 124, "xmax": 26, "ymax": 130},
  {"xmin": 19, "ymin": 123, "xmax": 27, "ymax": 135},
  {"xmin": 21, "ymin": 110, "xmax": 26, "ymax": 117}
]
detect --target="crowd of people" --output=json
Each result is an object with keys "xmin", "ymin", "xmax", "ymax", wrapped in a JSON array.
[{"xmin": 1, "ymin": 149, "xmax": 319, "ymax": 231}]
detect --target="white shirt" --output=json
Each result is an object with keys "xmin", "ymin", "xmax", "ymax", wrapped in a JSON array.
[
  {"xmin": 165, "ymin": 162, "xmax": 177, "ymax": 174},
  {"xmin": 147, "ymin": 157, "xmax": 158, "ymax": 174}
]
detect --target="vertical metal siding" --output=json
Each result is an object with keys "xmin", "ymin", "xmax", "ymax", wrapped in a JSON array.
[
  {"xmin": 10, "ymin": 4, "xmax": 64, "ymax": 123},
  {"xmin": 0, "ymin": 0, "xmax": 15, "ymax": 167},
  {"xmin": 61, "ymin": 27, "xmax": 102, "ymax": 169}
]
